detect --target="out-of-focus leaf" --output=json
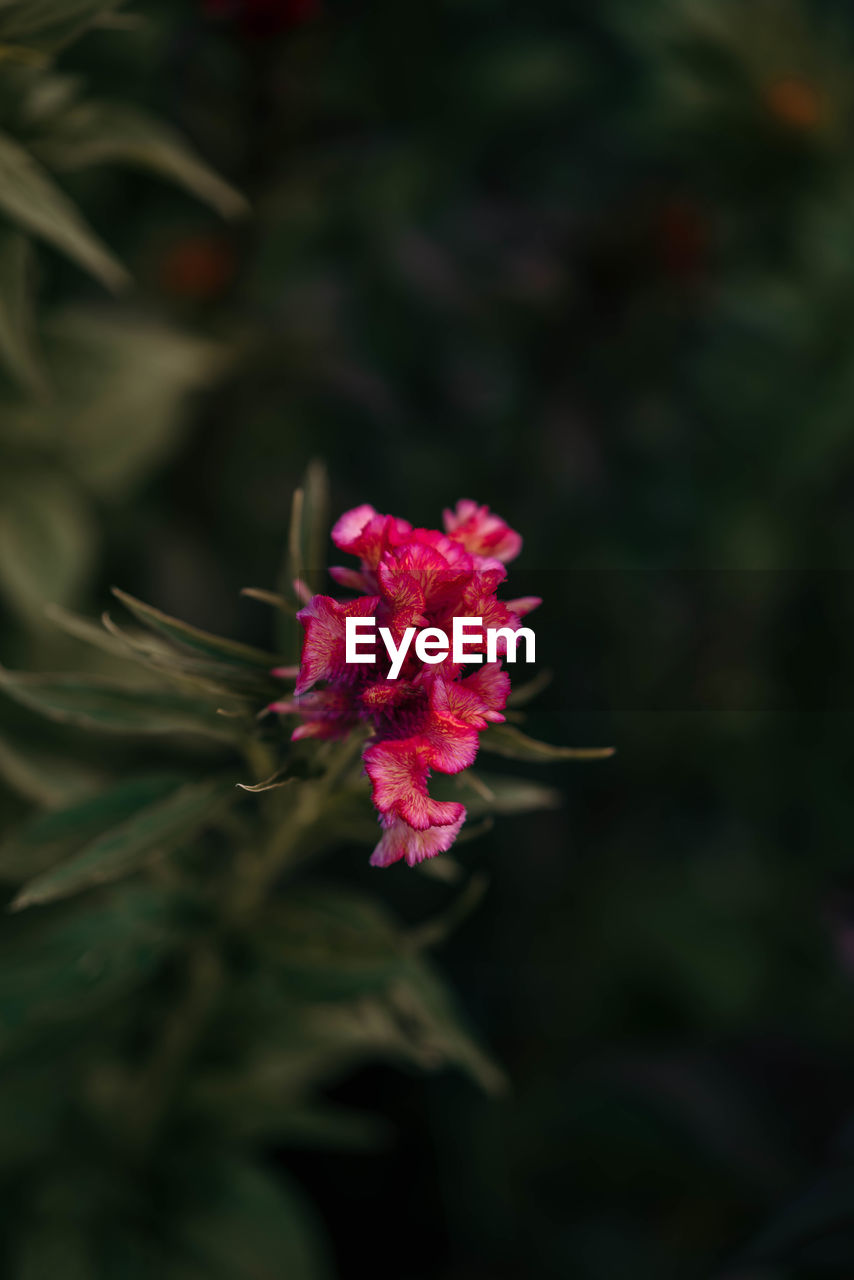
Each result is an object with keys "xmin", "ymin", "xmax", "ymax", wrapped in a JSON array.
[
  {"xmin": 16, "ymin": 1225, "xmax": 94, "ymax": 1280},
  {"xmin": 454, "ymin": 815, "xmax": 494, "ymax": 844},
  {"xmin": 47, "ymin": 603, "xmax": 266, "ymax": 703},
  {"xmin": 435, "ymin": 770, "xmax": 562, "ymax": 818},
  {"xmin": 11, "ymin": 777, "xmax": 228, "ymax": 908},
  {"xmin": 0, "ymin": 730, "xmax": 103, "ymax": 808},
  {"xmin": 52, "ymin": 309, "xmax": 221, "ymax": 495},
  {"xmin": 0, "ymin": 887, "xmax": 174, "ymax": 1058},
  {"xmin": 0, "ymin": 1, "xmax": 126, "ymax": 53},
  {"xmin": 393, "ymin": 954, "xmax": 507, "ymax": 1095},
  {"xmin": 479, "ymin": 722, "xmax": 615, "ymax": 762},
  {"xmin": 18, "ymin": 70, "xmax": 82, "ymax": 128},
  {"xmin": 189, "ymin": 1067, "xmax": 387, "ymax": 1147},
  {"xmin": 0, "ymin": 129, "xmax": 127, "ymax": 289},
  {"xmin": 0, "ymin": 670, "xmax": 242, "ymax": 740},
  {"xmin": 0, "ymin": 309, "xmax": 223, "ymax": 494},
  {"xmin": 258, "ymin": 885, "xmax": 403, "ymax": 1001},
  {"xmin": 223, "ymin": 886, "xmax": 502, "ymax": 1094},
  {"xmin": 283, "ymin": 460, "xmax": 329, "ymax": 627},
  {"xmin": 743, "ymin": 1163, "xmax": 854, "ymax": 1266},
  {"xmin": 96, "ymin": 614, "xmax": 275, "ymax": 706},
  {"xmin": 241, "ymin": 587, "xmax": 292, "ymax": 611},
  {"xmin": 44, "ymin": 602, "xmax": 155, "ymax": 662},
  {"xmin": 238, "ymin": 1102, "xmax": 387, "ymax": 1150},
  {"xmin": 506, "ymin": 667, "xmax": 553, "ymax": 707},
  {"xmin": 0, "ymin": 467, "xmax": 96, "ymax": 619},
  {"xmin": 0, "ymin": 1061, "xmax": 67, "ymax": 1167},
  {"xmin": 111, "ymin": 589, "xmax": 278, "ymax": 671},
  {"xmin": 410, "ymin": 873, "xmax": 489, "ymax": 949},
  {"xmin": 34, "ymin": 101, "xmax": 248, "ymax": 220},
  {"xmin": 0, "ymin": 226, "xmax": 44, "ymax": 391},
  {"xmin": 175, "ymin": 1158, "xmax": 331, "ymax": 1280},
  {"xmin": 0, "ymin": 772, "xmax": 186, "ymax": 883}
]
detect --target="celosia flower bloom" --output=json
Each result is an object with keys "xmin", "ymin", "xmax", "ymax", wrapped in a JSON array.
[{"xmin": 271, "ymin": 501, "xmax": 540, "ymax": 868}]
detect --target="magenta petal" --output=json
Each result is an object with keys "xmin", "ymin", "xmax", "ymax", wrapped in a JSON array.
[{"xmin": 370, "ymin": 811, "xmax": 467, "ymax": 868}]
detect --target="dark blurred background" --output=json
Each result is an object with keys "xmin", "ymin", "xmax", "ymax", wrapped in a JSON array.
[{"xmin": 7, "ymin": 0, "xmax": 854, "ymax": 1276}]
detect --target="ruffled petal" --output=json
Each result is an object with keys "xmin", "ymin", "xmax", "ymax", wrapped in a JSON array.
[
  {"xmin": 370, "ymin": 811, "xmax": 467, "ymax": 868},
  {"xmin": 363, "ymin": 739, "xmax": 466, "ymax": 830},
  {"xmin": 504, "ymin": 595, "xmax": 541, "ymax": 617},
  {"xmin": 332, "ymin": 505, "xmax": 413, "ymax": 568},
  {"xmin": 295, "ymin": 594, "xmax": 379, "ymax": 693},
  {"xmin": 460, "ymin": 662, "xmax": 511, "ymax": 722},
  {"xmin": 443, "ymin": 499, "xmax": 522, "ymax": 563}
]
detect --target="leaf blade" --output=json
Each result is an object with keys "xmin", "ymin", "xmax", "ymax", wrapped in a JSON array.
[
  {"xmin": 0, "ymin": 128, "xmax": 128, "ymax": 290},
  {"xmin": 0, "ymin": 669, "xmax": 242, "ymax": 740},
  {"xmin": 0, "ymin": 226, "xmax": 44, "ymax": 391},
  {"xmin": 0, "ymin": 772, "xmax": 187, "ymax": 883},
  {"xmin": 11, "ymin": 777, "xmax": 231, "ymax": 908},
  {"xmin": 33, "ymin": 101, "xmax": 248, "ymax": 220},
  {"xmin": 111, "ymin": 588, "xmax": 278, "ymax": 671},
  {"xmin": 479, "ymin": 722, "xmax": 615, "ymax": 762}
]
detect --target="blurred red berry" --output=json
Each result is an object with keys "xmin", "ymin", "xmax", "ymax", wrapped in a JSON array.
[
  {"xmin": 653, "ymin": 197, "xmax": 709, "ymax": 285},
  {"xmin": 764, "ymin": 76, "xmax": 824, "ymax": 131},
  {"xmin": 203, "ymin": 0, "xmax": 322, "ymax": 36},
  {"xmin": 157, "ymin": 233, "xmax": 237, "ymax": 301}
]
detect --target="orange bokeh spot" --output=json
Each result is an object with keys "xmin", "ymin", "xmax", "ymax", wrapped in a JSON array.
[
  {"xmin": 764, "ymin": 77, "xmax": 823, "ymax": 131},
  {"xmin": 157, "ymin": 234, "xmax": 237, "ymax": 301}
]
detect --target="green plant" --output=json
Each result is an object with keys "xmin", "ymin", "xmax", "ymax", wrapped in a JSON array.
[
  {"xmin": 0, "ymin": 1, "xmax": 243, "ymax": 630},
  {"xmin": 0, "ymin": 466, "xmax": 598, "ymax": 1275}
]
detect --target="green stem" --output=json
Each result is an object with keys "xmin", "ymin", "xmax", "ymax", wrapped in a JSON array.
[{"xmin": 123, "ymin": 733, "xmax": 366, "ymax": 1153}]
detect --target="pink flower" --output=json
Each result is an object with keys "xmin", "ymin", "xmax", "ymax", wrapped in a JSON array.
[
  {"xmin": 273, "ymin": 501, "xmax": 539, "ymax": 868},
  {"xmin": 442, "ymin": 499, "xmax": 523, "ymax": 563}
]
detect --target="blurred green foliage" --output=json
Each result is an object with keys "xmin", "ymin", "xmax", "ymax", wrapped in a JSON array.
[{"xmin": 4, "ymin": 0, "xmax": 854, "ymax": 1277}]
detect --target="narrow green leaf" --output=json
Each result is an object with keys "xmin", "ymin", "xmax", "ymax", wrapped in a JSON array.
[
  {"xmin": 300, "ymin": 459, "xmax": 330, "ymax": 595},
  {"xmin": 111, "ymin": 588, "xmax": 278, "ymax": 671},
  {"xmin": 435, "ymin": 770, "xmax": 562, "ymax": 817},
  {"xmin": 479, "ymin": 722, "xmax": 615, "ymax": 762},
  {"xmin": 236, "ymin": 768, "xmax": 295, "ymax": 794},
  {"xmin": 46, "ymin": 605, "xmax": 264, "ymax": 703},
  {"xmin": 12, "ymin": 777, "xmax": 230, "ymax": 908},
  {"xmin": 0, "ymin": 226, "xmax": 45, "ymax": 392},
  {"xmin": 0, "ymin": 129, "xmax": 128, "ymax": 290},
  {"xmin": 98, "ymin": 610, "xmax": 272, "ymax": 702},
  {"xmin": 0, "ymin": 2, "xmax": 126, "ymax": 51},
  {"xmin": 44, "ymin": 601, "xmax": 146, "ymax": 659},
  {"xmin": 284, "ymin": 460, "xmax": 329, "ymax": 600},
  {"xmin": 241, "ymin": 587, "xmax": 292, "ymax": 612},
  {"xmin": 0, "ymin": 773, "xmax": 187, "ymax": 883},
  {"xmin": 33, "ymin": 101, "xmax": 248, "ymax": 220},
  {"xmin": 0, "ymin": 669, "xmax": 240, "ymax": 740},
  {"xmin": 506, "ymin": 666, "xmax": 553, "ymax": 707}
]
